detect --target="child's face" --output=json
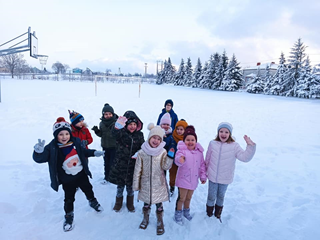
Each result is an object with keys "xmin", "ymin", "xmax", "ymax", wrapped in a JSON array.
[
  {"xmin": 57, "ymin": 130, "xmax": 70, "ymax": 144},
  {"xmin": 127, "ymin": 122, "xmax": 137, "ymax": 133},
  {"xmin": 75, "ymin": 120, "xmax": 84, "ymax": 128},
  {"xmin": 184, "ymin": 135, "xmax": 196, "ymax": 150},
  {"xmin": 165, "ymin": 104, "xmax": 172, "ymax": 112},
  {"xmin": 104, "ymin": 112, "xmax": 113, "ymax": 119},
  {"xmin": 176, "ymin": 126, "xmax": 185, "ymax": 136},
  {"xmin": 219, "ymin": 128, "xmax": 230, "ymax": 143},
  {"xmin": 161, "ymin": 123, "xmax": 170, "ymax": 131},
  {"xmin": 149, "ymin": 135, "xmax": 162, "ymax": 148}
]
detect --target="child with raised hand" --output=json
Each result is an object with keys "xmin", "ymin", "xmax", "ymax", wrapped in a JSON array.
[
  {"xmin": 91, "ymin": 103, "xmax": 118, "ymax": 184},
  {"xmin": 109, "ymin": 110, "xmax": 145, "ymax": 213},
  {"xmin": 205, "ymin": 122, "xmax": 256, "ymax": 222},
  {"xmin": 174, "ymin": 125, "xmax": 207, "ymax": 225},
  {"xmin": 68, "ymin": 110, "xmax": 93, "ymax": 149},
  {"xmin": 168, "ymin": 119, "xmax": 188, "ymax": 196},
  {"xmin": 133, "ymin": 123, "xmax": 173, "ymax": 235},
  {"xmin": 32, "ymin": 117, "xmax": 105, "ymax": 232}
]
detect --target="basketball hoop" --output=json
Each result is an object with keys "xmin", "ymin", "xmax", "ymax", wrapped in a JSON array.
[{"xmin": 37, "ymin": 54, "xmax": 48, "ymax": 71}]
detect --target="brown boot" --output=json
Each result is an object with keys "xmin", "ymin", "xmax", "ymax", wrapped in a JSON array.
[
  {"xmin": 113, "ymin": 196, "xmax": 123, "ymax": 212},
  {"xmin": 156, "ymin": 211, "xmax": 165, "ymax": 235},
  {"xmin": 139, "ymin": 207, "xmax": 150, "ymax": 229},
  {"xmin": 206, "ymin": 204, "xmax": 214, "ymax": 217},
  {"xmin": 214, "ymin": 204, "xmax": 223, "ymax": 222},
  {"xmin": 126, "ymin": 195, "xmax": 135, "ymax": 212}
]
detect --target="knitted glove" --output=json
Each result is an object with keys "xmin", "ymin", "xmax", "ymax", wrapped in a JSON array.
[
  {"xmin": 167, "ymin": 148, "xmax": 175, "ymax": 158},
  {"xmin": 92, "ymin": 126, "xmax": 99, "ymax": 132},
  {"xmin": 81, "ymin": 140, "xmax": 88, "ymax": 148},
  {"xmin": 115, "ymin": 116, "xmax": 127, "ymax": 129},
  {"xmin": 34, "ymin": 139, "xmax": 45, "ymax": 153},
  {"xmin": 94, "ymin": 150, "xmax": 105, "ymax": 157}
]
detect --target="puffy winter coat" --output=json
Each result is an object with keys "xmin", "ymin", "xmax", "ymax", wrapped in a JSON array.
[
  {"xmin": 157, "ymin": 108, "xmax": 178, "ymax": 130},
  {"xmin": 175, "ymin": 141, "xmax": 206, "ymax": 190},
  {"xmin": 71, "ymin": 124, "xmax": 93, "ymax": 149},
  {"xmin": 108, "ymin": 111, "xmax": 145, "ymax": 186},
  {"xmin": 32, "ymin": 137, "xmax": 95, "ymax": 192},
  {"xmin": 205, "ymin": 140, "xmax": 256, "ymax": 184},
  {"xmin": 132, "ymin": 148, "xmax": 173, "ymax": 204},
  {"xmin": 94, "ymin": 114, "xmax": 118, "ymax": 149}
]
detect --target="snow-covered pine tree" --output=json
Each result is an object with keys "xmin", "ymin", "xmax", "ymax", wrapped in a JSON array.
[
  {"xmin": 192, "ymin": 58, "xmax": 202, "ymax": 88},
  {"xmin": 213, "ymin": 51, "xmax": 228, "ymax": 89},
  {"xmin": 184, "ymin": 57, "xmax": 193, "ymax": 87},
  {"xmin": 295, "ymin": 56, "xmax": 320, "ymax": 98},
  {"xmin": 220, "ymin": 54, "xmax": 244, "ymax": 91},
  {"xmin": 199, "ymin": 54, "xmax": 215, "ymax": 89},
  {"xmin": 266, "ymin": 52, "xmax": 287, "ymax": 95},
  {"xmin": 165, "ymin": 57, "xmax": 176, "ymax": 84},
  {"xmin": 174, "ymin": 58, "xmax": 185, "ymax": 86},
  {"xmin": 197, "ymin": 61, "xmax": 208, "ymax": 89},
  {"xmin": 156, "ymin": 60, "xmax": 167, "ymax": 85},
  {"xmin": 282, "ymin": 38, "xmax": 307, "ymax": 97},
  {"xmin": 209, "ymin": 53, "xmax": 221, "ymax": 89},
  {"xmin": 246, "ymin": 67, "xmax": 264, "ymax": 93},
  {"xmin": 263, "ymin": 65, "xmax": 273, "ymax": 93}
]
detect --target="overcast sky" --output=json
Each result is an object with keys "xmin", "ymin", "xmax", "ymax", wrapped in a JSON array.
[{"xmin": 1, "ymin": 0, "xmax": 319, "ymax": 74}]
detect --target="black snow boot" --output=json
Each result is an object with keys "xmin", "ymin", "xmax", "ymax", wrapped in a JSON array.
[
  {"xmin": 89, "ymin": 198, "xmax": 104, "ymax": 213},
  {"xmin": 126, "ymin": 195, "xmax": 135, "ymax": 212},
  {"xmin": 206, "ymin": 204, "xmax": 214, "ymax": 217},
  {"xmin": 63, "ymin": 212, "xmax": 74, "ymax": 232},
  {"xmin": 113, "ymin": 196, "xmax": 123, "ymax": 212},
  {"xmin": 214, "ymin": 204, "xmax": 223, "ymax": 222}
]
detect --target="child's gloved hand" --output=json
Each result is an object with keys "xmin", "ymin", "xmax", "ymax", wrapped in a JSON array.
[
  {"xmin": 34, "ymin": 139, "xmax": 45, "ymax": 153},
  {"xmin": 167, "ymin": 148, "xmax": 175, "ymax": 158},
  {"xmin": 94, "ymin": 150, "xmax": 105, "ymax": 157},
  {"xmin": 81, "ymin": 140, "xmax": 88, "ymax": 148},
  {"xmin": 131, "ymin": 152, "xmax": 138, "ymax": 159},
  {"xmin": 115, "ymin": 116, "xmax": 127, "ymax": 129},
  {"xmin": 179, "ymin": 156, "xmax": 185, "ymax": 164}
]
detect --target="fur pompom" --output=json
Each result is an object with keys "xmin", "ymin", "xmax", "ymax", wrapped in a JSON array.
[{"xmin": 147, "ymin": 123, "xmax": 155, "ymax": 131}]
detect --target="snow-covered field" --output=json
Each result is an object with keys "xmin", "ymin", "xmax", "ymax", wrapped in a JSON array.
[{"xmin": 0, "ymin": 78, "xmax": 319, "ymax": 240}]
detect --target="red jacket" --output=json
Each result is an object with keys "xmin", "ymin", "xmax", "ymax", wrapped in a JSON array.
[{"xmin": 71, "ymin": 125, "xmax": 93, "ymax": 149}]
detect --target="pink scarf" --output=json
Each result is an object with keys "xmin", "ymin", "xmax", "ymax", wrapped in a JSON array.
[{"xmin": 141, "ymin": 141, "xmax": 166, "ymax": 156}]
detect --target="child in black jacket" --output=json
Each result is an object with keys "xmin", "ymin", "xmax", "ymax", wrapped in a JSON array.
[{"xmin": 33, "ymin": 117, "xmax": 105, "ymax": 232}]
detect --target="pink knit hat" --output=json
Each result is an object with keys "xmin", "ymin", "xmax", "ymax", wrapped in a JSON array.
[{"xmin": 160, "ymin": 113, "xmax": 171, "ymax": 125}]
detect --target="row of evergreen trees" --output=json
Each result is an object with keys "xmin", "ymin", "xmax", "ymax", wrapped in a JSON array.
[{"xmin": 156, "ymin": 38, "xmax": 320, "ymax": 98}]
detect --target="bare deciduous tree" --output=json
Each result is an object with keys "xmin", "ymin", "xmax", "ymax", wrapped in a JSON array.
[
  {"xmin": 0, "ymin": 54, "xmax": 27, "ymax": 78},
  {"xmin": 52, "ymin": 62, "xmax": 65, "ymax": 74}
]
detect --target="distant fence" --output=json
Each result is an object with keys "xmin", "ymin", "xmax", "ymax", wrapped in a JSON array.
[{"xmin": 0, "ymin": 73, "xmax": 156, "ymax": 84}]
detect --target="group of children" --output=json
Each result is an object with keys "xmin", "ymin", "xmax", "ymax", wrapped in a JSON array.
[{"xmin": 32, "ymin": 99, "xmax": 256, "ymax": 235}]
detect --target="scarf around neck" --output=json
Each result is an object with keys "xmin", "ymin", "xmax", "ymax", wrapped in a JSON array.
[
  {"xmin": 141, "ymin": 141, "xmax": 166, "ymax": 156},
  {"xmin": 172, "ymin": 130, "xmax": 184, "ymax": 143}
]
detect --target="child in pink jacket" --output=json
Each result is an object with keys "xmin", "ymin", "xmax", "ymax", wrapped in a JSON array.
[
  {"xmin": 174, "ymin": 125, "xmax": 206, "ymax": 225},
  {"xmin": 205, "ymin": 122, "xmax": 256, "ymax": 222}
]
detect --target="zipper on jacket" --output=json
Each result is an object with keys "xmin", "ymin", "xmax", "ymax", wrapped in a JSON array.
[
  {"xmin": 216, "ymin": 143, "xmax": 223, "ymax": 182},
  {"xmin": 125, "ymin": 136, "xmax": 134, "ymax": 184}
]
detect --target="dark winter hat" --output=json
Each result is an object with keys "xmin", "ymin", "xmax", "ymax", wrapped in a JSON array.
[
  {"xmin": 183, "ymin": 125, "xmax": 197, "ymax": 142},
  {"xmin": 126, "ymin": 118, "xmax": 138, "ymax": 126},
  {"xmin": 53, "ymin": 117, "xmax": 72, "ymax": 138},
  {"xmin": 102, "ymin": 103, "xmax": 114, "ymax": 115},
  {"xmin": 217, "ymin": 122, "xmax": 233, "ymax": 135},
  {"xmin": 68, "ymin": 110, "xmax": 84, "ymax": 126},
  {"xmin": 164, "ymin": 99, "xmax": 174, "ymax": 108}
]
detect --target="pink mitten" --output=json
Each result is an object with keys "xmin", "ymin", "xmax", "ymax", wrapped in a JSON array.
[{"xmin": 115, "ymin": 116, "xmax": 127, "ymax": 129}]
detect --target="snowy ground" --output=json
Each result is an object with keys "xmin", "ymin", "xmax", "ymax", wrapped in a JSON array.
[{"xmin": 0, "ymin": 78, "xmax": 319, "ymax": 240}]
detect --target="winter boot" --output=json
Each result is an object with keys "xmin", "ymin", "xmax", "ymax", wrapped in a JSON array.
[
  {"xmin": 126, "ymin": 195, "xmax": 135, "ymax": 212},
  {"xmin": 89, "ymin": 198, "xmax": 104, "ymax": 213},
  {"xmin": 174, "ymin": 210, "xmax": 183, "ymax": 225},
  {"xmin": 139, "ymin": 207, "xmax": 150, "ymax": 229},
  {"xmin": 156, "ymin": 211, "xmax": 165, "ymax": 235},
  {"xmin": 214, "ymin": 204, "xmax": 223, "ymax": 222},
  {"xmin": 183, "ymin": 208, "xmax": 192, "ymax": 221},
  {"xmin": 206, "ymin": 204, "xmax": 214, "ymax": 217},
  {"xmin": 113, "ymin": 196, "xmax": 123, "ymax": 212},
  {"xmin": 63, "ymin": 212, "xmax": 74, "ymax": 232},
  {"xmin": 169, "ymin": 186, "xmax": 175, "ymax": 196}
]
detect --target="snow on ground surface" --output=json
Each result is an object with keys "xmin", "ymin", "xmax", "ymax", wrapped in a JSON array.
[{"xmin": 0, "ymin": 78, "xmax": 319, "ymax": 240}]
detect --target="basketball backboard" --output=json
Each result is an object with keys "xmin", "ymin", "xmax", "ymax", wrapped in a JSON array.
[{"xmin": 30, "ymin": 32, "xmax": 38, "ymax": 58}]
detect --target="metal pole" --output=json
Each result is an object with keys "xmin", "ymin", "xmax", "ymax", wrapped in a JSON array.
[
  {"xmin": 0, "ymin": 78, "xmax": 1, "ymax": 103},
  {"xmin": 95, "ymin": 76, "xmax": 97, "ymax": 96}
]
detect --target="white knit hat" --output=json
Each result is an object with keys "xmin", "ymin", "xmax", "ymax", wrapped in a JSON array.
[
  {"xmin": 147, "ymin": 123, "xmax": 165, "ymax": 141},
  {"xmin": 217, "ymin": 122, "xmax": 233, "ymax": 134}
]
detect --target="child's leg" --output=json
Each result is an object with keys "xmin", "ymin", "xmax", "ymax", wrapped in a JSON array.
[
  {"xmin": 62, "ymin": 182, "xmax": 77, "ymax": 214},
  {"xmin": 103, "ymin": 148, "xmax": 116, "ymax": 181},
  {"xmin": 169, "ymin": 163, "xmax": 178, "ymax": 187},
  {"xmin": 155, "ymin": 202, "xmax": 163, "ymax": 213},
  {"xmin": 78, "ymin": 174, "xmax": 95, "ymax": 200},
  {"xmin": 207, "ymin": 180, "xmax": 218, "ymax": 207},
  {"xmin": 216, "ymin": 184, "xmax": 228, "ymax": 206},
  {"xmin": 183, "ymin": 190, "xmax": 194, "ymax": 209},
  {"xmin": 125, "ymin": 185, "xmax": 134, "ymax": 196},
  {"xmin": 116, "ymin": 185, "xmax": 125, "ymax": 197},
  {"xmin": 176, "ymin": 188, "xmax": 188, "ymax": 210}
]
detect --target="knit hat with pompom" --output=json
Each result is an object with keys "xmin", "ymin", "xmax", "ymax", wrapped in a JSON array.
[
  {"xmin": 147, "ymin": 123, "xmax": 165, "ymax": 142},
  {"xmin": 183, "ymin": 125, "xmax": 197, "ymax": 142},
  {"xmin": 53, "ymin": 117, "xmax": 72, "ymax": 138}
]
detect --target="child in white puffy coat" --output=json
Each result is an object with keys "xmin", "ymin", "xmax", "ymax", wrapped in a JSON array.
[{"xmin": 205, "ymin": 122, "xmax": 256, "ymax": 221}]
